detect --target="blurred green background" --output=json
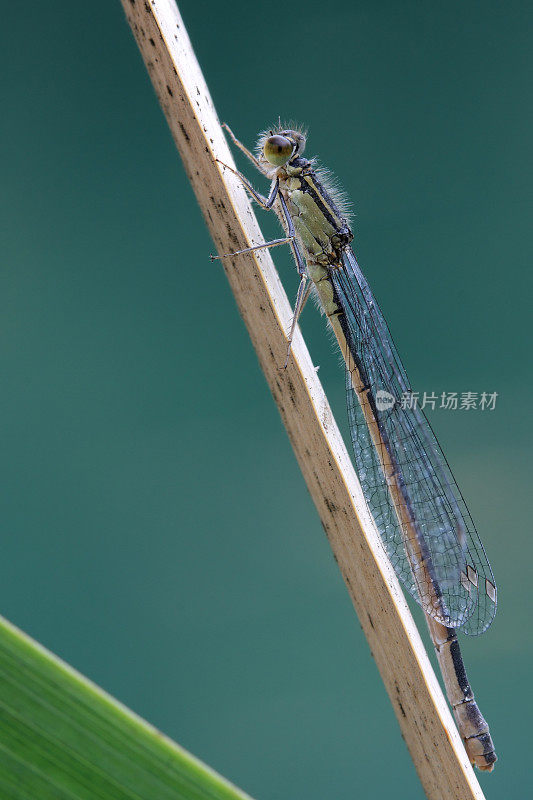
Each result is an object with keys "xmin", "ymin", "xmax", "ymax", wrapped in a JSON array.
[{"xmin": 2, "ymin": 1, "xmax": 531, "ymax": 797}]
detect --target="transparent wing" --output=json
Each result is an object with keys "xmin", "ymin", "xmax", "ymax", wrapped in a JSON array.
[{"xmin": 329, "ymin": 247, "xmax": 496, "ymax": 635}]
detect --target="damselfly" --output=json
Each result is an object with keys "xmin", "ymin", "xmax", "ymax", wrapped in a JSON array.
[{"xmin": 214, "ymin": 122, "xmax": 497, "ymax": 771}]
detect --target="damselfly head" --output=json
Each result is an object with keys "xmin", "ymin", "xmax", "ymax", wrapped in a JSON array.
[{"xmin": 262, "ymin": 128, "xmax": 306, "ymax": 166}]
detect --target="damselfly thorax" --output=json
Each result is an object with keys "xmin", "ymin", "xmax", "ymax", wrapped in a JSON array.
[{"xmin": 281, "ymin": 165, "xmax": 353, "ymax": 266}]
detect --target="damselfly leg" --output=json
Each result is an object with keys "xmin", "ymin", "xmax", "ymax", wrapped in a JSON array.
[
  {"xmin": 215, "ymin": 159, "xmax": 279, "ymax": 209},
  {"xmin": 222, "ymin": 123, "xmax": 263, "ymax": 171}
]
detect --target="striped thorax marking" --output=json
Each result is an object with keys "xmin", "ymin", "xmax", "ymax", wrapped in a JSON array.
[{"xmin": 281, "ymin": 162, "xmax": 352, "ymax": 269}]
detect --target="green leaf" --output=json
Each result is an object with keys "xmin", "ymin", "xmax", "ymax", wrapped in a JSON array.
[{"xmin": 0, "ymin": 616, "xmax": 255, "ymax": 800}]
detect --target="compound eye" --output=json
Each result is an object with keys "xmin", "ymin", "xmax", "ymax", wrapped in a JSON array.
[{"xmin": 263, "ymin": 135, "xmax": 293, "ymax": 166}]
